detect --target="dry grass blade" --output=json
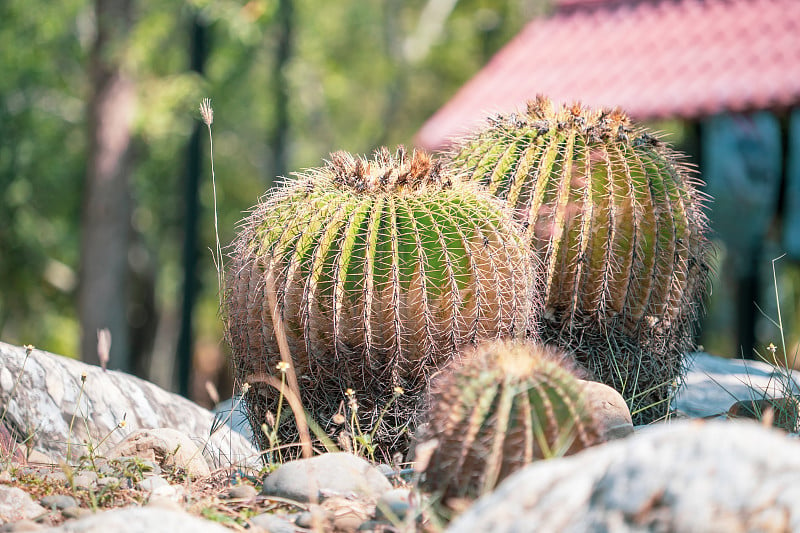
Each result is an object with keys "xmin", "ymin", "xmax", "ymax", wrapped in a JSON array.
[{"xmin": 263, "ymin": 270, "xmax": 312, "ymax": 458}]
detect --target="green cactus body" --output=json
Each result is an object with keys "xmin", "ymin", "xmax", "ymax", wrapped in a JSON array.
[
  {"xmin": 420, "ymin": 340, "xmax": 601, "ymax": 501},
  {"xmin": 449, "ymin": 97, "xmax": 712, "ymax": 423},
  {"xmin": 225, "ymin": 147, "xmax": 535, "ymax": 454}
]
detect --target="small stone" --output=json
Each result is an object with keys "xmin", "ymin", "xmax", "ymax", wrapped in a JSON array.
[
  {"xmin": 96, "ymin": 462, "xmax": 115, "ymax": 476},
  {"xmin": 24, "ymin": 451, "xmax": 54, "ymax": 465},
  {"xmin": 106, "ymin": 428, "xmax": 211, "ymax": 479},
  {"xmin": 727, "ymin": 397, "xmax": 800, "ymax": 432},
  {"xmin": 146, "ymin": 496, "xmax": 184, "ymax": 512},
  {"xmin": 0, "ymin": 518, "xmax": 43, "ymax": 531},
  {"xmin": 261, "ymin": 453, "xmax": 392, "ymax": 503},
  {"xmin": 136, "ymin": 476, "xmax": 170, "ymax": 492},
  {"xmin": 577, "ymin": 379, "xmax": 634, "ymax": 440},
  {"xmin": 40, "ymin": 494, "xmax": 78, "ymax": 510},
  {"xmin": 374, "ymin": 488, "xmax": 411, "ymax": 522},
  {"xmin": 0, "ymin": 486, "xmax": 46, "ymax": 524},
  {"xmin": 96, "ymin": 476, "xmax": 120, "ymax": 488},
  {"xmin": 71, "ymin": 472, "xmax": 97, "ymax": 490},
  {"xmin": 0, "ymin": 471, "xmax": 12, "ymax": 484},
  {"xmin": 155, "ymin": 483, "xmax": 184, "ymax": 501},
  {"xmin": 225, "ymin": 484, "xmax": 257, "ymax": 500},
  {"xmin": 324, "ymin": 496, "xmax": 371, "ymax": 532},
  {"xmin": 61, "ymin": 506, "xmax": 92, "ymax": 520},
  {"xmin": 332, "ymin": 512, "xmax": 364, "ymax": 532},
  {"xmin": 295, "ymin": 505, "xmax": 330, "ymax": 529},
  {"xmin": 375, "ymin": 464, "xmax": 395, "ymax": 478},
  {"xmin": 137, "ymin": 481, "xmax": 183, "ymax": 501},
  {"xmin": 249, "ymin": 513, "xmax": 296, "ymax": 533}
]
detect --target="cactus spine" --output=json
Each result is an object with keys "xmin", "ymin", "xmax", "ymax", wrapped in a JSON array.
[
  {"xmin": 449, "ymin": 97, "xmax": 712, "ymax": 423},
  {"xmin": 225, "ymin": 147, "xmax": 535, "ymax": 454},
  {"xmin": 420, "ymin": 340, "xmax": 601, "ymax": 501}
]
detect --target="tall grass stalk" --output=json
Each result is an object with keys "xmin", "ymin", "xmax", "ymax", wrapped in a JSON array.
[
  {"xmin": 65, "ymin": 373, "xmax": 88, "ymax": 463},
  {"xmin": 201, "ymin": 99, "xmax": 312, "ymax": 458},
  {"xmin": 199, "ymin": 98, "xmax": 224, "ymax": 297},
  {"xmin": 772, "ymin": 254, "xmax": 789, "ymax": 366}
]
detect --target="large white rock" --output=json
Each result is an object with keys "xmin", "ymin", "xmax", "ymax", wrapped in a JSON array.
[
  {"xmin": 675, "ymin": 351, "xmax": 800, "ymax": 418},
  {"xmin": 446, "ymin": 420, "xmax": 800, "ymax": 533},
  {"xmin": 0, "ymin": 342, "xmax": 260, "ymax": 469}
]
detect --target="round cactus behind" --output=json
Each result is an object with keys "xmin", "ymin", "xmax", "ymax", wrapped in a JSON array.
[
  {"xmin": 225, "ymin": 146, "xmax": 537, "ymax": 455},
  {"xmin": 448, "ymin": 97, "xmax": 713, "ymax": 424},
  {"xmin": 419, "ymin": 339, "xmax": 602, "ymax": 502}
]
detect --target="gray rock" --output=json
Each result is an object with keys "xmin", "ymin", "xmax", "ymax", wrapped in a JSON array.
[
  {"xmin": 446, "ymin": 420, "xmax": 800, "ymax": 532},
  {"xmin": 248, "ymin": 513, "xmax": 296, "ymax": 533},
  {"xmin": 42, "ymin": 507, "xmax": 232, "ymax": 533},
  {"xmin": 0, "ymin": 486, "xmax": 46, "ymax": 525},
  {"xmin": 676, "ymin": 352, "xmax": 800, "ymax": 418},
  {"xmin": 261, "ymin": 453, "xmax": 392, "ymax": 503},
  {"xmin": 39, "ymin": 495, "xmax": 77, "ymax": 510},
  {"xmin": 0, "ymin": 342, "xmax": 260, "ymax": 469},
  {"xmin": 106, "ymin": 428, "xmax": 210, "ymax": 479},
  {"xmin": 224, "ymin": 484, "xmax": 257, "ymax": 500}
]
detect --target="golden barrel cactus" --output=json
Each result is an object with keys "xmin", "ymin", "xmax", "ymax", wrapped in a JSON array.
[
  {"xmin": 420, "ymin": 339, "xmax": 602, "ymax": 502},
  {"xmin": 225, "ymin": 147, "xmax": 536, "ymax": 454},
  {"xmin": 449, "ymin": 97, "xmax": 712, "ymax": 423}
]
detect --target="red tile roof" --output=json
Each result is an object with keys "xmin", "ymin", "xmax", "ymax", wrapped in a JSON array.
[{"xmin": 416, "ymin": 0, "xmax": 800, "ymax": 150}]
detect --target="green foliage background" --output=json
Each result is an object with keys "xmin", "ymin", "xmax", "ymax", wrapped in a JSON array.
[{"xmin": 0, "ymin": 0, "xmax": 549, "ymax": 383}]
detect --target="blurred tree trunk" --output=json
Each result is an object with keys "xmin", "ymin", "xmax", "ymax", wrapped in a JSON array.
[
  {"xmin": 175, "ymin": 14, "xmax": 208, "ymax": 397},
  {"xmin": 78, "ymin": 0, "xmax": 135, "ymax": 370},
  {"xmin": 268, "ymin": 0, "xmax": 293, "ymax": 181}
]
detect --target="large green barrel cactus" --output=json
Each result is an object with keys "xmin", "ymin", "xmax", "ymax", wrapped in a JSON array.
[
  {"xmin": 225, "ymin": 146, "xmax": 536, "ymax": 455},
  {"xmin": 448, "ymin": 97, "xmax": 712, "ymax": 424},
  {"xmin": 419, "ymin": 339, "xmax": 602, "ymax": 502}
]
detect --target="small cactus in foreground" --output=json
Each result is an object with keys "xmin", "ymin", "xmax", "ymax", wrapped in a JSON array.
[
  {"xmin": 448, "ymin": 96, "xmax": 713, "ymax": 423},
  {"xmin": 224, "ymin": 147, "xmax": 536, "ymax": 455},
  {"xmin": 419, "ymin": 340, "xmax": 602, "ymax": 501}
]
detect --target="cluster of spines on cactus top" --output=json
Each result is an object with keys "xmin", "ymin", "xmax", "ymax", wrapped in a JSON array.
[
  {"xmin": 448, "ymin": 96, "xmax": 712, "ymax": 423},
  {"xmin": 420, "ymin": 340, "xmax": 601, "ymax": 501},
  {"xmin": 224, "ymin": 146, "xmax": 536, "ymax": 455}
]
